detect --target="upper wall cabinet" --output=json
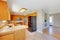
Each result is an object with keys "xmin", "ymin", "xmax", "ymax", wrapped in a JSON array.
[
  {"xmin": 0, "ymin": 0, "xmax": 7, "ymax": 2},
  {"xmin": 26, "ymin": 12, "xmax": 37, "ymax": 16},
  {"xmin": 0, "ymin": 1, "xmax": 10, "ymax": 20}
]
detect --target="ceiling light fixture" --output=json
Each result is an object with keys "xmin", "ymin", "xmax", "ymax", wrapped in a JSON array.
[{"xmin": 19, "ymin": 8, "xmax": 27, "ymax": 13}]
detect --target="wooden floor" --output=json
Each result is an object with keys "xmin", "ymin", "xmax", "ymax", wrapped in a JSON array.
[
  {"xmin": 26, "ymin": 27, "xmax": 58, "ymax": 40},
  {"xmin": 43, "ymin": 26, "xmax": 60, "ymax": 40}
]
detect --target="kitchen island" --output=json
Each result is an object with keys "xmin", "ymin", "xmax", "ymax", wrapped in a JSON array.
[{"xmin": 0, "ymin": 25, "xmax": 28, "ymax": 40}]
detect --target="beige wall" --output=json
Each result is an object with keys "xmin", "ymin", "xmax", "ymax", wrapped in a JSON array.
[{"xmin": 49, "ymin": 13, "xmax": 60, "ymax": 27}]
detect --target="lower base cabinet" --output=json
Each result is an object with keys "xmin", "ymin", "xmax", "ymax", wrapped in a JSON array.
[
  {"xmin": 0, "ymin": 29, "xmax": 26, "ymax": 40},
  {"xmin": 0, "ymin": 34, "xmax": 14, "ymax": 40}
]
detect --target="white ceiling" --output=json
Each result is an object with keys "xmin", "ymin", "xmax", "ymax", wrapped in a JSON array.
[{"xmin": 7, "ymin": 0, "xmax": 60, "ymax": 14}]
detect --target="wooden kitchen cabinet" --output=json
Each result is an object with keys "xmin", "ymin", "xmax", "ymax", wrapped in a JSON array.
[
  {"xmin": 0, "ymin": 1, "xmax": 11, "ymax": 20},
  {"xmin": 0, "ymin": 29, "xmax": 26, "ymax": 40},
  {"xmin": 0, "ymin": 33, "xmax": 14, "ymax": 40},
  {"xmin": 8, "ymin": 34, "xmax": 14, "ymax": 40},
  {"xmin": 11, "ymin": 15, "xmax": 24, "ymax": 25}
]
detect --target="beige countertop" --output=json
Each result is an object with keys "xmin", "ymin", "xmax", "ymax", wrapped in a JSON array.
[{"xmin": 0, "ymin": 25, "xmax": 28, "ymax": 36}]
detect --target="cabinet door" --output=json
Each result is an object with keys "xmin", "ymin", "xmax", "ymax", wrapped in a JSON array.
[
  {"xmin": 9, "ymin": 34, "xmax": 14, "ymax": 40},
  {"xmin": 0, "ymin": 34, "xmax": 14, "ymax": 40},
  {"xmin": 14, "ymin": 29, "xmax": 26, "ymax": 40},
  {"xmin": 0, "ymin": 1, "xmax": 10, "ymax": 20},
  {"xmin": 2, "ymin": 35, "xmax": 10, "ymax": 40},
  {"xmin": 0, "ymin": 37, "xmax": 3, "ymax": 40}
]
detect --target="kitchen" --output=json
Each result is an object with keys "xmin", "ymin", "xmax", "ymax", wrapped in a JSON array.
[{"xmin": 0, "ymin": 0, "xmax": 37, "ymax": 40}]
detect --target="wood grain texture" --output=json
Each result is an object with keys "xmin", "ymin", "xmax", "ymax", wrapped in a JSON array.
[
  {"xmin": 0, "ymin": 1, "xmax": 10, "ymax": 20},
  {"xmin": 0, "ymin": 0, "xmax": 7, "ymax": 1},
  {"xmin": 0, "ymin": 29, "xmax": 26, "ymax": 40},
  {"xmin": 43, "ymin": 26, "xmax": 60, "ymax": 40},
  {"xmin": 0, "ymin": 33, "xmax": 14, "ymax": 40}
]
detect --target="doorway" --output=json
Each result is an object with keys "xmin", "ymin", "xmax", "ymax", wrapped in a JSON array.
[{"xmin": 49, "ymin": 16, "xmax": 53, "ymax": 26}]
